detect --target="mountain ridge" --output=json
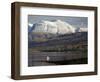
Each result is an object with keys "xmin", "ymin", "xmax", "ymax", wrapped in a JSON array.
[
  {"xmin": 28, "ymin": 20, "xmax": 87, "ymax": 35},
  {"xmin": 28, "ymin": 32, "xmax": 87, "ymax": 48}
]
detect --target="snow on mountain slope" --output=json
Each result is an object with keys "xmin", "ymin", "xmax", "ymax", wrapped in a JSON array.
[
  {"xmin": 28, "ymin": 23, "xmax": 33, "ymax": 32},
  {"xmin": 28, "ymin": 23, "xmax": 33, "ymax": 27},
  {"xmin": 30, "ymin": 20, "xmax": 87, "ymax": 34},
  {"xmin": 55, "ymin": 20, "xmax": 76, "ymax": 34},
  {"xmin": 78, "ymin": 27, "xmax": 88, "ymax": 32}
]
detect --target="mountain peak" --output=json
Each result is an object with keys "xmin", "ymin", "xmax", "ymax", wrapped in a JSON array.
[
  {"xmin": 28, "ymin": 23, "xmax": 33, "ymax": 27},
  {"xmin": 29, "ymin": 20, "xmax": 87, "ymax": 35}
]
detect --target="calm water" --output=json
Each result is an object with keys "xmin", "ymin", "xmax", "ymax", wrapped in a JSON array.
[{"xmin": 28, "ymin": 51, "xmax": 87, "ymax": 67}]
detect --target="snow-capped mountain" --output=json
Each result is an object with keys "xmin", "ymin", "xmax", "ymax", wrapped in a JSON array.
[{"xmin": 29, "ymin": 20, "xmax": 87, "ymax": 35}]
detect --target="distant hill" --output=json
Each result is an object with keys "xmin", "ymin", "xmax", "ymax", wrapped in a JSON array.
[{"xmin": 28, "ymin": 32, "xmax": 87, "ymax": 52}]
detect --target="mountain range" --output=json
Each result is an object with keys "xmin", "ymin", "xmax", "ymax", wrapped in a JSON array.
[
  {"xmin": 28, "ymin": 20, "xmax": 87, "ymax": 42},
  {"xmin": 28, "ymin": 20, "xmax": 87, "ymax": 34},
  {"xmin": 28, "ymin": 32, "xmax": 87, "ymax": 48}
]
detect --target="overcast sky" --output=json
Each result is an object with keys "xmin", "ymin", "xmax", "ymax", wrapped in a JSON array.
[{"xmin": 28, "ymin": 15, "xmax": 88, "ymax": 28}]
